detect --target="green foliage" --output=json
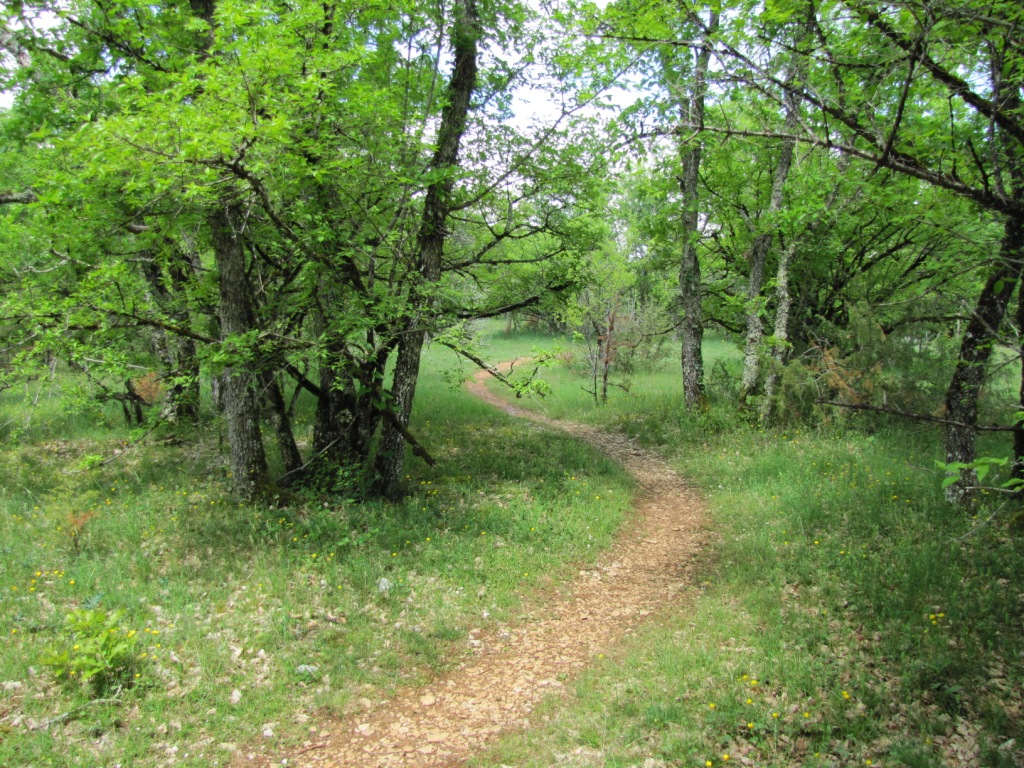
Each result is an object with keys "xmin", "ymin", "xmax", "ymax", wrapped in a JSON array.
[
  {"xmin": 936, "ymin": 456, "xmax": 1024, "ymax": 491},
  {"xmin": 766, "ymin": 304, "xmax": 960, "ymax": 427},
  {"xmin": 1, "ymin": 0, "xmax": 613, "ymax": 497},
  {"xmin": 41, "ymin": 609, "xmax": 140, "ymax": 695}
]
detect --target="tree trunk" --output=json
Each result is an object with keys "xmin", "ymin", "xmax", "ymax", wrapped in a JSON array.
[
  {"xmin": 761, "ymin": 158, "xmax": 853, "ymax": 425},
  {"xmin": 601, "ymin": 308, "xmax": 616, "ymax": 404},
  {"xmin": 374, "ymin": 0, "xmax": 480, "ymax": 498},
  {"xmin": 760, "ymin": 237, "xmax": 797, "ymax": 424},
  {"xmin": 262, "ymin": 371, "xmax": 303, "ymax": 480},
  {"xmin": 676, "ymin": 10, "xmax": 719, "ymax": 411},
  {"xmin": 943, "ymin": 216, "xmax": 1023, "ymax": 504},
  {"xmin": 170, "ymin": 336, "xmax": 201, "ymax": 423},
  {"xmin": 210, "ymin": 206, "xmax": 269, "ymax": 501},
  {"xmin": 138, "ymin": 243, "xmax": 202, "ymax": 425},
  {"xmin": 739, "ymin": 112, "xmax": 799, "ymax": 404},
  {"xmin": 588, "ymin": 318, "xmax": 602, "ymax": 405},
  {"xmin": 945, "ymin": 49, "xmax": 1024, "ymax": 505},
  {"xmin": 375, "ymin": 329, "xmax": 425, "ymax": 497},
  {"xmin": 166, "ymin": 242, "xmax": 202, "ymax": 423},
  {"xmin": 1014, "ymin": 272, "xmax": 1024, "ymax": 485},
  {"xmin": 312, "ymin": 350, "xmax": 354, "ymax": 465}
]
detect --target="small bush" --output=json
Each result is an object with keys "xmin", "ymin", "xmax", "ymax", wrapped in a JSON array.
[{"xmin": 41, "ymin": 609, "xmax": 140, "ymax": 696}]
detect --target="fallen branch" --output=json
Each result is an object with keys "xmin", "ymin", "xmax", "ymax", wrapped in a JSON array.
[
  {"xmin": 295, "ymin": 743, "xmax": 329, "ymax": 756},
  {"xmin": 35, "ymin": 697, "xmax": 124, "ymax": 730}
]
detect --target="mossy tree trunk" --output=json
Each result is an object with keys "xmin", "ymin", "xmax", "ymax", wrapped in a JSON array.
[{"xmin": 210, "ymin": 206, "xmax": 270, "ymax": 501}]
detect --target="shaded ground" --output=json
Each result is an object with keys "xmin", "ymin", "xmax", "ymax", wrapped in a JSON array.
[{"xmin": 244, "ymin": 365, "xmax": 710, "ymax": 767}]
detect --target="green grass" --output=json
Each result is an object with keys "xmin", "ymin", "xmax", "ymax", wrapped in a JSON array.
[
  {"xmin": 0, "ymin": 340, "xmax": 632, "ymax": 767},
  {"xmin": 4, "ymin": 322, "xmax": 1023, "ymax": 767},
  {"xmin": 470, "ymin": 327, "xmax": 1024, "ymax": 768}
]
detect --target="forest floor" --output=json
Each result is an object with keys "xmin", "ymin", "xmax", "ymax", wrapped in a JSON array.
[{"xmin": 243, "ymin": 364, "xmax": 711, "ymax": 767}]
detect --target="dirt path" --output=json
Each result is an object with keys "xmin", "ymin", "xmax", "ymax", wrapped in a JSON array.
[{"xmin": 259, "ymin": 366, "xmax": 709, "ymax": 767}]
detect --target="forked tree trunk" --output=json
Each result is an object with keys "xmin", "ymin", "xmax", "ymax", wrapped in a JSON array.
[
  {"xmin": 374, "ymin": 0, "xmax": 480, "ymax": 498},
  {"xmin": 210, "ymin": 206, "xmax": 269, "ymax": 501},
  {"xmin": 739, "ymin": 101, "xmax": 799, "ymax": 404}
]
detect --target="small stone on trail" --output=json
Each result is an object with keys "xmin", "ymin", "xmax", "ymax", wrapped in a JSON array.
[{"xmin": 420, "ymin": 693, "xmax": 436, "ymax": 706}]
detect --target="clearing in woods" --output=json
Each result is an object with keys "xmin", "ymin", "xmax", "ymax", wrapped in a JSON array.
[{"xmin": 246, "ymin": 364, "xmax": 710, "ymax": 767}]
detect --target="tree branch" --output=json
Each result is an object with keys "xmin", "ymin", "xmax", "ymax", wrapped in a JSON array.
[
  {"xmin": 0, "ymin": 190, "xmax": 38, "ymax": 205},
  {"xmin": 817, "ymin": 399, "xmax": 1018, "ymax": 431},
  {"xmin": 454, "ymin": 281, "xmax": 573, "ymax": 320}
]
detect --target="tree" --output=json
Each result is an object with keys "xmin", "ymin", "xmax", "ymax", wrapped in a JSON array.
[
  {"xmin": 672, "ymin": 0, "xmax": 1024, "ymax": 502},
  {"xmin": 1, "ymin": 0, "xmax": 607, "ymax": 500},
  {"xmin": 667, "ymin": 8, "xmax": 719, "ymax": 410}
]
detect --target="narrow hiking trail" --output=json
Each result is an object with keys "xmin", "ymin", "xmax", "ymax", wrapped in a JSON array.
[{"xmin": 256, "ymin": 365, "xmax": 710, "ymax": 768}]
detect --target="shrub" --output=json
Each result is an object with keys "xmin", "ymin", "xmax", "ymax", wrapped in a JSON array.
[{"xmin": 41, "ymin": 609, "xmax": 140, "ymax": 696}]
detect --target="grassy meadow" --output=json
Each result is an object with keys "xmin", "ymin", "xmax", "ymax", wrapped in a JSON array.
[{"xmin": 1, "ymin": 320, "xmax": 1023, "ymax": 767}]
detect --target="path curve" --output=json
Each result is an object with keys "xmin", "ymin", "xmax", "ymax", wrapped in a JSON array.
[{"xmin": 260, "ymin": 365, "xmax": 709, "ymax": 767}]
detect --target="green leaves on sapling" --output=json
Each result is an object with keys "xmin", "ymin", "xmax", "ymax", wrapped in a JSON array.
[{"xmin": 41, "ymin": 609, "xmax": 142, "ymax": 696}]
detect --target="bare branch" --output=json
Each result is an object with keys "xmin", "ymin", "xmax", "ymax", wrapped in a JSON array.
[{"xmin": 817, "ymin": 399, "xmax": 1018, "ymax": 431}]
